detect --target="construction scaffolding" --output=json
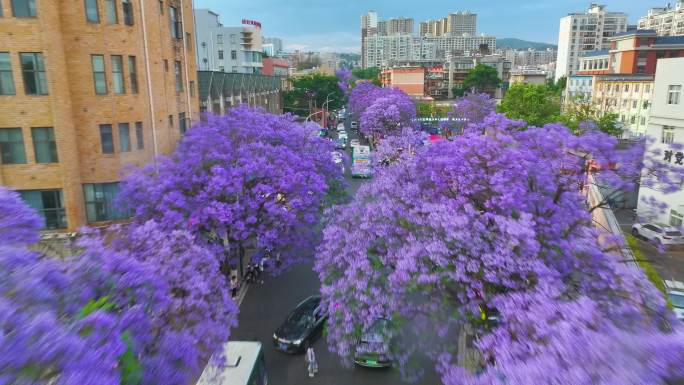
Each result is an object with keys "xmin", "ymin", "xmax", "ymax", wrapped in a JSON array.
[{"xmin": 198, "ymin": 71, "xmax": 284, "ymax": 116}]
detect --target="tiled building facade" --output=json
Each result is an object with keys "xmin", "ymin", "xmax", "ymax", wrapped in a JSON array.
[{"xmin": 0, "ymin": 0, "xmax": 199, "ymax": 232}]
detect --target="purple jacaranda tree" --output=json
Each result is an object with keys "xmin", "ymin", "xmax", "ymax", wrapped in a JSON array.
[
  {"xmin": 360, "ymin": 91, "xmax": 417, "ymax": 139},
  {"xmin": 315, "ymin": 119, "xmax": 684, "ymax": 384},
  {"xmin": 336, "ymin": 68, "xmax": 354, "ymax": 96},
  {"xmin": 374, "ymin": 127, "xmax": 427, "ymax": 167},
  {"xmin": 120, "ymin": 105, "xmax": 346, "ymax": 272},
  {"xmin": 0, "ymin": 188, "xmax": 236, "ymax": 384},
  {"xmin": 441, "ymin": 93, "xmax": 499, "ymax": 137},
  {"xmin": 348, "ymin": 81, "xmax": 385, "ymax": 119}
]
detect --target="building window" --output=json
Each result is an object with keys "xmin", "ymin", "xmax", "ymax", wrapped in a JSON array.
[
  {"xmin": 31, "ymin": 127, "xmax": 58, "ymax": 163},
  {"xmin": 186, "ymin": 32, "xmax": 192, "ymax": 50},
  {"xmin": 662, "ymin": 126, "xmax": 675, "ymax": 144},
  {"xmin": 163, "ymin": 59, "xmax": 168, "ymax": 72},
  {"xmin": 216, "ymin": 34, "xmax": 223, "ymax": 44},
  {"xmin": 19, "ymin": 190, "xmax": 67, "ymax": 229},
  {"xmin": 231, "ymin": 50, "xmax": 237, "ymax": 60},
  {"xmin": 128, "ymin": 56, "xmax": 138, "ymax": 93},
  {"xmin": 91, "ymin": 54, "xmax": 107, "ymax": 95},
  {"xmin": 624, "ymin": 84, "xmax": 629, "ymax": 92},
  {"xmin": 179, "ymin": 112, "xmax": 186, "ymax": 134},
  {"xmin": 99, "ymin": 124, "xmax": 114, "ymax": 154},
  {"xmin": 671, "ymin": 209, "xmax": 684, "ymax": 228},
  {"xmin": 646, "ymin": 84, "xmax": 651, "ymax": 93},
  {"xmin": 189, "ymin": 80, "xmax": 195, "ymax": 97},
  {"xmin": 169, "ymin": 6, "xmax": 181, "ymax": 39},
  {"xmin": 111, "ymin": 55, "xmax": 124, "ymax": 94},
  {"xmin": 640, "ymin": 116, "xmax": 646, "ymax": 125},
  {"xmin": 20, "ymin": 52, "xmax": 47, "ymax": 95},
  {"xmin": 84, "ymin": 0, "xmax": 99, "ymax": 23},
  {"xmin": 135, "ymin": 121, "xmax": 143, "ymax": 149},
  {"xmin": 12, "ymin": 0, "xmax": 36, "ymax": 17},
  {"xmin": 218, "ymin": 65, "xmax": 224, "ymax": 72},
  {"xmin": 0, "ymin": 127, "xmax": 26, "ymax": 164},
  {"xmin": 218, "ymin": 50, "xmax": 224, "ymax": 60},
  {"xmin": 174, "ymin": 60, "xmax": 183, "ymax": 92},
  {"xmin": 83, "ymin": 182, "xmax": 128, "ymax": 222},
  {"xmin": 0, "ymin": 1, "xmax": 3, "ymax": 17},
  {"xmin": 168, "ymin": 114, "xmax": 173, "ymax": 127},
  {"xmin": 122, "ymin": 0, "xmax": 133, "ymax": 25},
  {"xmin": 118, "ymin": 122, "xmax": 130, "ymax": 152},
  {"xmin": 230, "ymin": 34, "xmax": 236, "ymax": 44},
  {"xmin": 632, "ymin": 100, "xmax": 637, "ymax": 109},
  {"xmin": 634, "ymin": 84, "xmax": 640, "ymax": 92},
  {"xmin": 105, "ymin": 0, "xmax": 117, "ymax": 24},
  {"xmin": 158, "ymin": 0, "xmax": 163, "ymax": 14},
  {"xmin": 630, "ymin": 115, "xmax": 636, "ymax": 124},
  {"xmin": 668, "ymin": 85, "xmax": 681, "ymax": 105},
  {"xmin": 0, "ymin": 52, "xmax": 16, "ymax": 95}
]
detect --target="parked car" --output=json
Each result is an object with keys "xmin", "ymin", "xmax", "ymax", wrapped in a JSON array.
[
  {"xmin": 337, "ymin": 124, "xmax": 346, "ymax": 132},
  {"xmin": 631, "ymin": 223, "xmax": 684, "ymax": 246},
  {"xmin": 666, "ymin": 280, "xmax": 684, "ymax": 321},
  {"xmin": 350, "ymin": 139, "xmax": 361, "ymax": 147},
  {"xmin": 335, "ymin": 138, "xmax": 347, "ymax": 149},
  {"xmin": 273, "ymin": 295, "xmax": 326, "ymax": 354},
  {"xmin": 338, "ymin": 131, "xmax": 348, "ymax": 140},
  {"xmin": 354, "ymin": 318, "xmax": 392, "ymax": 368},
  {"xmin": 350, "ymin": 121, "xmax": 358, "ymax": 130}
]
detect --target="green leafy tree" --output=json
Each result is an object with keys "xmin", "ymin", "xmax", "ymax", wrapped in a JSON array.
[
  {"xmin": 498, "ymin": 83, "xmax": 561, "ymax": 127},
  {"xmin": 353, "ymin": 67, "xmax": 382, "ymax": 86},
  {"xmin": 560, "ymin": 97, "xmax": 622, "ymax": 137},
  {"xmin": 547, "ymin": 76, "xmax": 567, "ymax": 95},
  {"xmin": 462, "ymin": 64, "xmax": 502, "ymax": 94},
  {"xmin": 283, "ymin": 73, "xmax": 346, "ymax": 117}
]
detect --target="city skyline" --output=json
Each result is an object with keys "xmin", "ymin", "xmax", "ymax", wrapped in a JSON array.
[{"xmin": 195, "ymin": 0, "xmax": 653, "ymax": 52}]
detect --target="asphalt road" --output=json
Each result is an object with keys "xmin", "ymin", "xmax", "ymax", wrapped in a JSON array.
[{"xmin": 231, "ymin": 119, "xmax": 440, "ymax": 385}]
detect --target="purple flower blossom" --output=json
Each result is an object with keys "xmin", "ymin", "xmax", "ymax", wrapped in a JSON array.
[{"xmin": 315, "ymin": 117, "xmax": 684, "ymax": 384}]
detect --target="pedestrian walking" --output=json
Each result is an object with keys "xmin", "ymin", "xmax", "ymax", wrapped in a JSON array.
[
  {"xmin": 305, "ymin": 346, "xmax": 318, "ymax": 378},
  {"xmin": 230, "ymin": 275, "xmax": 239, "ymax": 299}
]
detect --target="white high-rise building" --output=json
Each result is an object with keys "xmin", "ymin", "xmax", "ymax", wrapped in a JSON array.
[
  {"xmin": 448, "ymin": 12, "xmax": 477, "ymax": 36},
  {"xmin": 636, "ymin": 58, "xmax": 684, "ymax": 226},
  {"xmin": 555, "ymin": 4, "xmax": 627, "ymax": 81},
  {"xmin": 194, "ymin": 9, "xmax": 264, "ymax": 74},
  {"xmin": 638, "ymin": 1, "xmax": 684, "ymax": 36},
  {"xmin": 361, "ymin": 11, "xmax": 380, "ymax": 67},
  {"xmin": 364, "ymin": 34, "xmax": 496, "ymax": 68},
  {"xmin": 263, "ymin": 37, "xmax": 284, "ymax": 57}
]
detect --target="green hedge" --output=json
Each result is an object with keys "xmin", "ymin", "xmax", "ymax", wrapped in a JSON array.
[{"xmin": 625, "ymin": 235, "xmax": 673, "ymax": 309}]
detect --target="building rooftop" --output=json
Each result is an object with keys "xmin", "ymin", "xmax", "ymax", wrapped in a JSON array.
[
  {"xmin": 612, "ymin": 29, "xmax": 657, "ymax": 38},
  {"xmin": 654, "ymin": 36, "xmax": 684, "ymax": 45}
]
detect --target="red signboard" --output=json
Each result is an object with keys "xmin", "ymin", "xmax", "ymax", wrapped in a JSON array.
[{"xmin": 242, "ymin": 19, "xmax": 262, "ymax": 28}]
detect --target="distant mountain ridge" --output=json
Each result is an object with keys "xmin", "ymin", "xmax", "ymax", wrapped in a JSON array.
[{"xmin": 497, "ymin": 38, "xmax": 557, "ymax": 50}]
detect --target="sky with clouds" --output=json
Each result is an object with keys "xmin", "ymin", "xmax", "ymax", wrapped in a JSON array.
[{"xmin": 193, "ymin": 0, "xmax": 656, "ymax": 52}]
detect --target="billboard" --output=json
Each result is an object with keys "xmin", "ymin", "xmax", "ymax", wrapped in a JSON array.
[{"xmin": 242, "ymin": 19, "xmax": 262, "ymax": 28}]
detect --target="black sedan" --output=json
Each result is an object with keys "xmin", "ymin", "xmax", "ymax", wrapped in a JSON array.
[{"xmin": 273, "ymin": 295, "xmax": 326, "ymax": 354}]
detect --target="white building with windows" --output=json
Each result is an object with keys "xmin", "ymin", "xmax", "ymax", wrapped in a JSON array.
[
  {"xmin": 638, "ymin": 1, "xmax": 684, "ymax": 36},
  {"xmin": 637, "ymin": 58, "xmax": 684, "ymax": 227},
  {"xmin": 555, "ymin": 4, "xmax": 627, "ymax": 81},
  {"xmin": 194, "ymin": 9, "xmax": 263, "ymax": 74}
]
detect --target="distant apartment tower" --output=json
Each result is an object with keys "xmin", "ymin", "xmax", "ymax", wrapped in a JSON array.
[
  {"xmin": 420, "ymin": 12, "xmax": 476, "ymax": 37},
  {"xmin": 263, "ymin": 37, "xmax": 284, "ymax": 57},
  {"xmin": 388, "ymin": 17, "xmax": 414, "ymax": 35},
  {"xmin": 0, "ymin": 0, "xmax": 198, "ymax": 232},
  {"xmin": 555, "ymin": 4, "xmax": 627, "ymax": 81},
  {"xmin": 364, "ymin": 34, "xmax": 496, "ymax": 68},
  {"xmin": 638, "ymin": 1, "xmax": 684, "ymax": 36},
  {"xmin": 194, "ymin": 9, "xmax": 264, "ymax": 74},
  {"xmin": 448, "ymin": 12, "xmax": 477, "ymax": 36},
  {"xmin": 361, "ymin": 11, "xmax": 379, "ymax": 67}
]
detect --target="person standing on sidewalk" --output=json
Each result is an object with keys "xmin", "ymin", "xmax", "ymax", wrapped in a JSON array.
[{"xmin": 305, "ymin": 346, "xmax": 318, "ymax": 378}]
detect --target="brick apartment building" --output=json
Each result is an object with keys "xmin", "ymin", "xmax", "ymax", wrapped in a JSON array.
[{"xmin": 0, "ymin": 0, "xmax": 199, "ymax": 232}]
